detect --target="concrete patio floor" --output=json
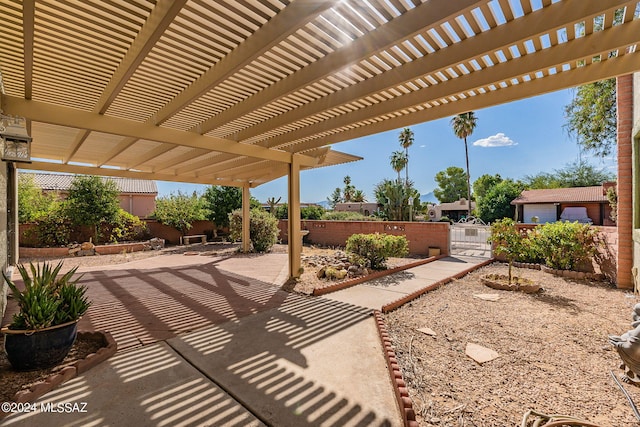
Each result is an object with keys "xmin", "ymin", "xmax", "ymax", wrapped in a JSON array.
[{"xmin": 1, "ymin": 251, "xmax": 402, "ymax": 426}]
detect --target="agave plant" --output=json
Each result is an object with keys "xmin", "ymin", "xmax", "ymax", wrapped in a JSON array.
[{"xmin": 2, "ymin": 261, "xmax": 91, "ymax": 330}]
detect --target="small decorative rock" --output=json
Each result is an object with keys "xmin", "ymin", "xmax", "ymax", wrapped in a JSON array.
[
  {"xmin": 465, "ymin": 342, "xmax": 500, "ymax": 364},
  {"xmin": 417, "ymin": 327, "xmax": 437, "ymax": 337}
]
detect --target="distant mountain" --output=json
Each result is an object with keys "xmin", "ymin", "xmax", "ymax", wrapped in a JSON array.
[
  {"xmin": 314, "ymin": 200, "xmax": 331, "ymax": 208},
  {"xmin": 420, "ymin": 192, "xmax": 437, "ymax": 203}
]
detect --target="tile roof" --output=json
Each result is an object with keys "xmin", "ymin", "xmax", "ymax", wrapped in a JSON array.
[
  {"xmin": 22, "ymin": 172, "xmax": 157, "ymax": 194},
  {"xmin": 512, "ymin": 186, "xmax": 607, "ymax": 205}
]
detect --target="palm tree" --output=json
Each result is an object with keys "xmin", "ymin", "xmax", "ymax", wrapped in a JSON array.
[
  {"xmin": 343, "ymin": 175, "xmax": 355, "ymax": 202},
  {"xmin": 451, "ymin": 111, "xmax": 478, "ymax": 217},
  {"xmin": 398, "ymin": 128, "xmax": 414, "ymax": 185},
  {"xmin": 390, "ymin": 150, "xmax": 407, "ymax": 182}
]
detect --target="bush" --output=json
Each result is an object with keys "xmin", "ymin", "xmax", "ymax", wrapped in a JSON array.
[
  {"xmin": 30, "ymin": 203, "xmax": 73, "ymax": 247},
  {"xmin": 321, "ymin": 211, "xmax": 380, "ymax": 221},
  {"xmin": 103, "ymin": 209, "xmax": 148, "ymax": 243},
  {"xmin": 530, "ymin": 221, "xmax": 598, "ymax": 270},
  {"xmin": 151, "ymin": 191, "xmax": 209, "ymax": 235},
  {"xmin": 345, "ymin": 233, "xmax": 409, "ymax": 270},
  {"xmin": 229, "ymin": 208, "xmax": 279, "ymax": 252}
]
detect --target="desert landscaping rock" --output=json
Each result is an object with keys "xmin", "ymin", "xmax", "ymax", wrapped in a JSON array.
[
  {"xmin": 417, "ymin": 327, "xmax": 437, "ymax": 337},
  {"xmin": 465, "ymin": 342, "xmax": 500, "ymax": 364},
  {"xmin": 473, "ymin": 293, "xmax": 502, "ymax": 301}
]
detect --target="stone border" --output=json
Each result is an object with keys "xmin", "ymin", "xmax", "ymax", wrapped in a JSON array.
[
  {"xmin": 313, "ymin": 255, "xmax": 446, "ymax": 296},
  {"xmin": 372, "ymin": 310, "xmax": 418, "ymax": 427},
  {"xmin": 19, "ymin": 240, "xmax": 164, "ymax": 259},
  {"xmin": 381, "ymin": 258, "xmax": 496, "ymax": 313},
  {"xmin": 2, "ymin": 330, "xmax": 117, "ymax": 414},
  {"xmin": 540, "ymin": 264, "xmax": 605, "ymax": 281}
]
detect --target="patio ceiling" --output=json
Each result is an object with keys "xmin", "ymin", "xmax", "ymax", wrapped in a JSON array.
[{"xmin": 1, "ymin": 0, "xmax": 639, "ymax": 187}]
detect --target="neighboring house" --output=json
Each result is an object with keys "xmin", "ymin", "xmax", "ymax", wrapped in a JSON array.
[
  {"xmin": 333, "ymin": 202, "xmax": 380, "ymax": 216},
  {"xmin": 427, "ymin": 198, "xmax": 475, "ymax": 222},
  {"xmin": 511, "ymin": 185, "xmax": 613, "ymax": 226},
  {"xmin": 22, "ymin": 172, "xmax": 158, "ymax": 218}
]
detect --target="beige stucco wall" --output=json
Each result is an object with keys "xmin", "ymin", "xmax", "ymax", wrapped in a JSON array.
[
  {"xmin": 118, "ymin": 194, "xmax": 156, "ymax": 218},
  {"xmin": 0, "ymin": 161, "xmax": 8, "ymax": 319}
]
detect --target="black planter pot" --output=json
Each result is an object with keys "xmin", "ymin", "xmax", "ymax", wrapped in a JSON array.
[{"xmin": 3, "ymin": 321, "xmax": 79, "ymax": 371}]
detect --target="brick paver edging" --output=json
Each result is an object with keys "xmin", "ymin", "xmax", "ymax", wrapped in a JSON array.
[
  {"xmin": 2, "ymin": 330, "xmax": 117, "ymax": 414},
  {"xmin": 381, "ymin": 258, "xmax": 496, "ymax": 313},
  {"xmin": 372, "ymin": 310, "xmax": 418, "ymax": 427},
  {"xmin": 312, "ymin": 255, "xmax": 447, "ymax": 296}
]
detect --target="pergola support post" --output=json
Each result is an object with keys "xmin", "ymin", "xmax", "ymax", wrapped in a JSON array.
[
  {"xmin": 288, "ymin": 154, "xmax": 302, "ymax": 279},
  {"xmin": 241, "ymin": 184, "xmax": 251, "ymax": 253}
]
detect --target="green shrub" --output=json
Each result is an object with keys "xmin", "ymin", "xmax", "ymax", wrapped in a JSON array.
[
  {"xmin": 229, "ymin": 208, "xmax": 279, "ymax": 252},
  {"xmin": 518, "ymin": 228, "xmax": 544, "ymax": 264},
  {"xmin": 31, "ymin": 203, "xmax": 73, "ymax": 247},
  {"xmin": 103, "ymin": 209, "xmax": 148, "ymax": 243},
  {"xmin": 151, "ymin": 191, "xmax": 209, "ymax": 235},
  {"xmin": 321, "ymin": 211, "xmax": 380, "ymax": 221},
  {"xmin": 530, "ymin": 221, "xmax": 598, "ymax": 270},
  {"xmin": 346, "ymin": 233, "xmax": 409, "ymax": 270}
]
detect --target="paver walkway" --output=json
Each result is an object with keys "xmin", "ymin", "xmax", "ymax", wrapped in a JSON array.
[{"xmin": 2, "ymin": 252, "xmax": 488, "ymax": 426}]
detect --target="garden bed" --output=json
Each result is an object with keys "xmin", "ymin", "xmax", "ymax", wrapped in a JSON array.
[{"xmin": 384, "ymin": 263, "xmax": 639, "ymax": 426}]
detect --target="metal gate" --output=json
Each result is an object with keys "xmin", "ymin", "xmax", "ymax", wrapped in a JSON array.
[{"xmin": 450, "ymin": 217, "xmax": 492, "ymax": 258}]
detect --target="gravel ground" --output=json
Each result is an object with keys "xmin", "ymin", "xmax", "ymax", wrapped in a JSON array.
[{"xmin": 384, "ymin": 263, "xmax": 640, "ymax": 427}]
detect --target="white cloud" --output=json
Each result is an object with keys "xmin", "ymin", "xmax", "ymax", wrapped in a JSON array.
[
  {"xmin": 473, "ymin": 133, "xmax": 517, "ymax": 147},
  {"xmin": 419, "ymin": 144, "xmax": 426, "ymax": 148}
]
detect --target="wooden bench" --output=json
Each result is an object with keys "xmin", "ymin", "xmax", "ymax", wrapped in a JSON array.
[{"xmin": 181, "ymin": 234, "xmax": 207, "ymax": 245}]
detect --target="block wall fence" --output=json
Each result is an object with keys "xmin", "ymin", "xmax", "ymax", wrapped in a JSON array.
[{"xmin": 278, "ymin": 220, "xmax": 450, "ymax": 256}]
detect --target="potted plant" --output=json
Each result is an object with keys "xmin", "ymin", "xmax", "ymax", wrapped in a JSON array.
[{"xmin": 1, "ymin": 262, "xmax": 91, "ymax": 371}]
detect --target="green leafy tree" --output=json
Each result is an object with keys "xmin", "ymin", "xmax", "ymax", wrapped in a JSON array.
[
  {"xmin": 473, "ymin": 174, "xmax": 503, "ymax": 203},
  {"xmin": 563, "ymin": 78, "xmax": 616, "ymax": 157},
  {"xmin": 202, "ymin": 186, "xmax": 260, "ymax": 231},
  {"xmin": 488, "ymin": 218, "xmax": 525, "ymax": 285},
  {"xmin": 433, "ymin": 166, "xmax": 468, "ymax": 203},
  {"xmin": 17, "ymin": 174, "xmax": 57, "ymax": 223},
  {"xmin": 151, "ymin": 191, "xmax": 209, "ymax": 236},
  {"xmin": 451, "ymin": 111, "xmax": 478, "ymax": 216},
  {"xmin": 66, "ymin": 175, "xmax": 120, "ymax": 243},
  {"xmin": 563, "ymin": 10, "xmax": 622, "ymax": 157},
  {"xmin": 327, "ymin": 187, "xmax": 342, "ymax": 209},
  {"xmin": 398, "ymin": 127, "xmax": 414, "ymax": 184},
  {"xmin": 525, "ymin": 159, "xmax": 614, "ymax": 189},
  {"xmin": 476, "ymin": 179, "xmax": 525, "ymax": 223},
  {"xmin": 524, "ymin": 172, "xmax": 561, "ymax": 190}
]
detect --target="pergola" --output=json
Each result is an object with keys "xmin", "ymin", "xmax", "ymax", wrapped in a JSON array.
[{"xmin": 1, "ymin": 0, "xmax": 639, "ymax": 278}]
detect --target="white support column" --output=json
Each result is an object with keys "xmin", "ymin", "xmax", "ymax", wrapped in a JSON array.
[
  {"xmin": 242, "ymin": 184, "xmax": 251, "ymax": 253},
  {"xmin": 288, "ymin": 154, "xmax": 302, "ymax": 278}
]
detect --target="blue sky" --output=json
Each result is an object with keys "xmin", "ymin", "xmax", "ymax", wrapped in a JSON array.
[{"xmin": 157, "ymin": 88, "xmax": 617, "ymax": 203}]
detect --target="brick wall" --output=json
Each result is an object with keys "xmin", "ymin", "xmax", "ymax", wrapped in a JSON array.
[
  {"xmin": 278, "ymin": 220, "xmax": 450, "ymax": 256},
  {"xmin": 617, "ymin": 75, "xmax": 634, "ymax": 289}
]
